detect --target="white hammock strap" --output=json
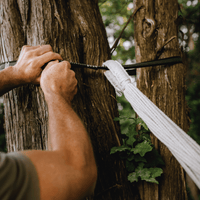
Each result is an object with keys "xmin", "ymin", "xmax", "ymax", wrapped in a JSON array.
[{"xmin": 104, "ymin": 60, "xmax": 200, "ymax": 189}]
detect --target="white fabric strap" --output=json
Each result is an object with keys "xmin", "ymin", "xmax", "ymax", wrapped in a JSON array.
[{"xmin": 104, "ymin": 60, "xmax": 200, "ymax": 189}]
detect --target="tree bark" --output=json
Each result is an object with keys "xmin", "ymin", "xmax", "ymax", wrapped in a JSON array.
[
  {"xmin": 133, "ymin": 0, "xmax": 189, "ymax": 199},
  {"xmin": 0, "ymin": 0, "xmax": 140, "ymax": 199}
]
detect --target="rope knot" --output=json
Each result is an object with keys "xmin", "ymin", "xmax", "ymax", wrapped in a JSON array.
[{"xmin": 104, "ymin": 60, "xmax": 133, "ymax": 95}]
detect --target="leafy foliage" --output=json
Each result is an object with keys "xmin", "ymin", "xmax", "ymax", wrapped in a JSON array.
[
  {"xmin": 178, "ymin": 0, "xmax": 200, "ymax": 145},
  {"xmin": 111, "ymin": 95, "xmax": 164, "ymax": 184},
  {"xmin": 99, "ymin": 0, "xmax": 136, "ymax": 64}
]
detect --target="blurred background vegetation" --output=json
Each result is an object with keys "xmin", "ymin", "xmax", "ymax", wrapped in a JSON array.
[
  {"xmin": 0, "ymin": 0, "xmax": 199, "ymax": 196},
  {"xmin": 98, "ymin": 0, "xmax": 200, "ymax": 145}
]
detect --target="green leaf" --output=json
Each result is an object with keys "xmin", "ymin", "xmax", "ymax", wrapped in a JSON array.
[
  {"xmin": 110, "ymin": 145, "xmax": 131, "ymax": 154},
  {"xmin": 136, "ymin": 168, "xmax": 151, "ymax": 180},
  {"xmin": 113, "ymin": 116, "xmax": 127, "ymax": 121},
  {"xmin": 127, "ymin": 154, "xmax": 135, "ymax": 161},
  {"xmin": 127, "ymin": 123, "xmax": 138, "ymax": 136},
  {"xmin": 141, "ymin": 133, "xmax": 151, "ymax": 142},
  {"xmin": 136, "ymin": 167, "xmax": 163, "ymax": 184},
  {"xmin": 128, "ymin": 123, "xmax": 136, "ymax": 130},
  {"xmin": 144, "ymin": 177, "xmax": 159, "ymax": 184},
  {"xmin": 126, "ymin": 136, "xmax": 136, "ymax": 146},
  {"xmin": 132, "ymin": 141, "xmax": 153, "ymax": 157},
  {"xmin": 126, "ymin": 160, "xmax": 136, "ymax": 172},
  {"xmin": 137, "ymin": 118, "xmax": 149, "ymax": 130},
  {"xmin": 134, "ymin": 154, "xmax": 147, "ymax": 162},
  {"xmin": 149, "ymin": 168, "xmax": 163, "ymax": 178},
  {"xmin": 128, "ymin": 172, "xmax": 138, "ymax": 183},
  {"xmin": 137, "ymin": 162, "xmax": 145, "ymax": 169}
]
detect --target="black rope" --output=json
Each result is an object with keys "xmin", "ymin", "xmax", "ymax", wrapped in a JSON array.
[{"xmin": 0, "ymin": 56, "xmax": 183, "ymax": 76}]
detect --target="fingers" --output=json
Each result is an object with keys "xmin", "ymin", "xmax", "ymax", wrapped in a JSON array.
[
  {"xmin": 59, "ymin": 61, "xmax": 71, "ymax": 69},
  {"xmin": 21, "ymin": 45, "xmax": 53, "ymax": 57},
  {"xmin": 18, "ymin": 45, "xmax": 39, "ymax": 60},
  {"xmin": 20, "ymin": 45, "xmax": 63, "ymax": 62},
  {"xmin": 21, "ymin": 45, "xmax": 40, "ymax": 52},
  {"xmin": 20, "ymin": 45, "xmax": 41, "ymax": 55},
  {"xmin": 42, "ymin": 60, "xmax": 59, "ymax": 74},
  {"xmin": 38, "ymin": 60, "xmax": 59, "ymax": 85},
  {"xmin": 22, "ymin": 45, "xmax": 51, "ymax": 55},
  {"xmin": 34, "ymin": 45, "xmax": 53, "ymax": 56},
  {"xmin": 38, "ymin": 52, "xmax": 63, "ymax": 67}
]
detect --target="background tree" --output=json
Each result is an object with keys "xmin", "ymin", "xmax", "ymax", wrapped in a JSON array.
[
  {"xmin": 0, "ymin": 0, "xmax": 139, "ymax": 199},
  {"xmin": 133, "ymin": 0, "xmax": 188, "ymax": 199},
  {"xmin": 100, "ymin": 0, "xmax": 200, "ymax": 199}
]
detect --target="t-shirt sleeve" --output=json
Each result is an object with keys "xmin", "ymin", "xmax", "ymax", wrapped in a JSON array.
[{"xmin": 0, "ymin": 152, "xmax": 40, "ymax": 200}]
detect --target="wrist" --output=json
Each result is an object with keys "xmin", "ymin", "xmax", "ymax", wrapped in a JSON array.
[
  {"xmin": 9, "ymin": 65, "xmax": 26, "ymax": 87},
  {"xmin": 12, "ymin": 65, "xmax": 28, "ymax": 86},
  {"xmin": 44, "ymin": 92, "xmax": 72, "ymax": 106}
]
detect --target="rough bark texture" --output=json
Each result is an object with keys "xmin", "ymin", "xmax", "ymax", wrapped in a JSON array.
[
  {"xmin": 133, "ymin": 0, "xmax": 189, "ymax": 199},
  {"xmin": 0, "ymin": 0, "xmax": 140, "ymax": 199}
]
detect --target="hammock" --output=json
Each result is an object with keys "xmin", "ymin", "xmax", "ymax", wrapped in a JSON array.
[{"xmin": 104, "ymin": 60, "xmax": 200, "ymax": 189}]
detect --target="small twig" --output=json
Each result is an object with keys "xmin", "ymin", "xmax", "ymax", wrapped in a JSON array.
[
  {"xmin": 110, "ymin": 94, "xmax": 117, "ymax": 102},
  {"xmin": 163, "ymin": 36, "xmax": 177, "ymax": 48},
  {"xmin": 53, "ymin": 0, "xmax": 64, "ymax": 30},
  {"xmin": 110, "ymin": 4, "xmax": 143, "ymax": 54},
  {"xmin": 156, "ymin": 36, "xmax": 177, "ymax": 59}
]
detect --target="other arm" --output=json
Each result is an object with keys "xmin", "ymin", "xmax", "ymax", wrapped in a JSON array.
[
  {"xmin": 0, "ymin": 66, "xmax": 23, "ymax": 96},
  {"xmin": 0, "ymin": 45, "xmax": 62, "ymax": 96}
]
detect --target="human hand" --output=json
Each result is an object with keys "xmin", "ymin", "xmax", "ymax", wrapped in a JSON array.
[
  {"xmin": 14, "ymin": 45, "xmax": 62, "ymax": 85},
  {"xmin": 40, "ymin": 60, "xmax": 78, "ymax": 103}
]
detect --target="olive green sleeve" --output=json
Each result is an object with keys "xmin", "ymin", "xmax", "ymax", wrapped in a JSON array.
[{"xmin": 0, "ymin": 152, "xmax": 40, "ymax": 200}]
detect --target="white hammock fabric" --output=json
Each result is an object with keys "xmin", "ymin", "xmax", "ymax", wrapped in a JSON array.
[{"xmin": 104, "ymin": 60, "xmax": 200, "ymax": 189}]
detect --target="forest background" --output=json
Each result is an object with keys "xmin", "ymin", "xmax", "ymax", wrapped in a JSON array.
[{"xmin": 0, "ymin": 0, "xmax": 199, "ymax": 197}]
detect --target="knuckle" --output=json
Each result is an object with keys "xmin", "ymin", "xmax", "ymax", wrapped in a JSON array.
[
  {"xmin": 26, "ymin": 51, "xmax": 33, "ymax": 57},
  {"xmin": 53, "ymin": 53, "xmax": 61, "ymax": 59},
  {"xmin": 47, "ymin": 52, "xmax": 56, "ymax": 59},
  {"xmin": 49, "ymin": 51, "xmax": 54, "ymax": 57},
  {"xmin": 62, "ymin": 61, "xmax": 71, "ymax": 68},
  {"xmin": 44, "ymin": 44, "xmax": 53, "ymax": 51},
  {"xmin": 71, "ymin": 70, "xmax": 76, "ymax": 76},
  {"xmin": 22, "ymin": 45, "xmax": 29, "ymax": 52}
]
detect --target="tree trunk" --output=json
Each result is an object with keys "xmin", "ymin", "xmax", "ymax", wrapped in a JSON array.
[
  {"xmin": 0, "ymin": 0, "xmax": 139, "ymax": 199},
  {"xmin": 134, "ymin": 0, "xmax": 189, "ymax": 199}
]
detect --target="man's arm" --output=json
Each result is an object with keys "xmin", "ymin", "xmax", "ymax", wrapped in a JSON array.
[
  {"xmin": 0, "ymin": 45, "xmax": 62, "ymax": 96},
  {"xmin": 21, "ymin": 61, "xmax": 97, "ymax": 200},
  {"xmin": 0, "ymin": 66, "xmax": 23, "ymax": 96}
]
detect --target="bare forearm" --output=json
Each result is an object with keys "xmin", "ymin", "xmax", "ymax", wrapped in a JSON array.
[
  {"xmin": 0, "ymin": 66, "xmax": 23, "ymax": 96},
  {"xmin": 46, "ymin": 95, "xmax": 96, "ymax": 169}
]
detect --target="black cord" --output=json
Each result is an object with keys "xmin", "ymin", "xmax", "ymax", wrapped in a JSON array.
[{"xmin": 0, "ymin": 56, "xmax": 183, "ymax": 76}]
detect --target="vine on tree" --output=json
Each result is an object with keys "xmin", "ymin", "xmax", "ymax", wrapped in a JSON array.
[{"xmin": 111, "ymin": 105, "xmax": 164, "ymax": 184}]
